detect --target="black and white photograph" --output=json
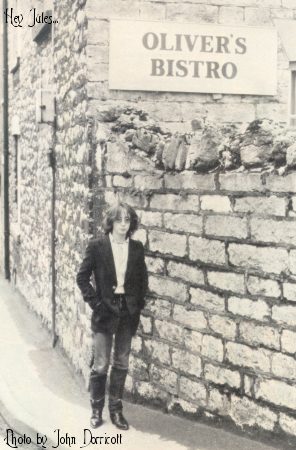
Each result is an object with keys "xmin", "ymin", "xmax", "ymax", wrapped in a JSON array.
[{"xmin": 0, "ymin": 0, "xmax": 296, "ymax": 449}]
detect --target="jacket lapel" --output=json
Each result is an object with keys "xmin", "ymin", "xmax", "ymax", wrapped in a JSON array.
[
  {"xmin": 101, "ymin": 235, "xmax": 117, "ymax": 284},
  {"xmin": 125, "ymin": 239, "xmax": 137, "ymax": 285}
]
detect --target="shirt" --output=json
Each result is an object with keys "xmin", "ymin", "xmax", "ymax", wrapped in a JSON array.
[{"xmin": 109, "ymin": 233, "xmax": 129, "ymax": 294}]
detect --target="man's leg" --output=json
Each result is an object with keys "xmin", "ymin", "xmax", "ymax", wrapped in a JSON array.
[
  {"xmin": 109, "ymin": 314, "xmax": 132, "ymax": 430},
  {"xmin": 89, "ymin": 331, "xmax": 113, "ymax": 428}
]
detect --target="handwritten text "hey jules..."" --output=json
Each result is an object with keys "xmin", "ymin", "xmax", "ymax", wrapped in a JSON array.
[{"xmin": 3, "ymin": 8, "xmax": 58, "ymax": 28}]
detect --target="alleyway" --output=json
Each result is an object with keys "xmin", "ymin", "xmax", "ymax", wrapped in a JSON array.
[{"xmin": 0, "ymin": 278, "xmax": 289, "ymax": 450}]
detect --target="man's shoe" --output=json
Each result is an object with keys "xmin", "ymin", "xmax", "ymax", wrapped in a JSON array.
[
  {"xmin": 110, "ymin": 411, "xmax": 129, "ymax": 430},
  {"xmin": 90, "ymin": 408, "xmax": 103, "ymax": 428}
]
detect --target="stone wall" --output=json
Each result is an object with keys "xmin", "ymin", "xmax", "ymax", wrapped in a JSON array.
[
  {"xmin": 98, "ymin": 132, "xmax": 296, "ymax": 442},
  {"xmin": 86, "ymin": 0, "xmax": 294, "ymax": 133}
]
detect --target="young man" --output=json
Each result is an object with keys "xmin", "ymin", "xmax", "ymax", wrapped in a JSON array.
[{"xmin": 76, "ymin": 202, "xmax": 148, "ymax": 430}]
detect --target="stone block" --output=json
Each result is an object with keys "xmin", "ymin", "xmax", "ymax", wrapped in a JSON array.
[
  {"xmin": 234, "ymin": 195, "xmax": 286, "ymax": 216},
  {"xmin": 167, "ymin": 261, "xmax": 204, "ymax": 285},
  {"xmin": 219, "ymin": 173, "xmax": 264, "ymax": 192},
  {"xmin": 207, "ymin": 103, "xmax": 255, "ymax": 123},
  {"xmin": 112, "ymin": 175, "xmax": 133, "ymax": 188},
  {"xmin": 144, "ymin": 339, "xmax": 170, "ymax": 365},
  {"xmin": 208, "ymin": 314, "xmax": 237, "ymax": 340},
  {"xmin": 202, "ymin": 334, "xmax": 224, "ymax": 362},
  {"xmin": 244, "ymin": 7, "xmax": 271, "ymax": 25},
  {"xmin": 200, "ymin": 195, "xmax": 232, "ymax": 213},
  {"xmin": 139, "ymin": 210, "xmax": 162, "ymax": 227},
  {"xmin": 134, "ymin": 381, "xmax": 168, "ymax": 404},
  {"xmin": 204, "ymin": 363, "xmax": 241, "ymax": 388},
  {"xmin": 173, "ymin": 304, "xmax": 207, "ymax": 331},
  {"xmin": 164, "ymin": 172, "xmax": 215, "ymax": 190},
  {"xmin": 255, "ymin": 379, "xmax": 296, "ymax": 410},
  {"xmin": 179, "ymin": 377, "xmax": 207, "ymax": 405},
  {"xmin": 228, "ymin": 243, "xmax": 289, "ymax": 275},
  {"xmin": 247, "ymin": 276, "xmax": 280, "ymax": 298},
  {"xmin": 219, "ymin": 6, "xmax": 244, "ymax": 24},
  {"xmin": 226, "ymin": 342, "xmax": 271, "ymax": 373},
  {"xmin": 281, "ymin": 329, "xmax": 296, "ymax": 354},
  {"xmin": 150, "ymin": 193, "xmax": 199, "ymax": 212},
  {"xmin": 140, "ymin": 316, "xmax": 152, "ymax": 335},
  {"xmin": 87, "ymin": 20, "xmax": 109, "ymax": 45},
  {"xmin": 149, "ymin": 230, "xmax": 187, "ymax": 257},
  {"xmin": 190, "ymin": 287, "xmax": 225, "ymax": 312},
  {"xmin": 184, "ymin": 329, "xmax": 203, "ymax": 354},
  {"xmin": 290, "ymin": 250, "xmax": 296, "ymax": 275},
  {"xmin": 164, "ymin": 213, "xmax": 203, "ymax": 234},
  {"xmin": 230, "ymin": 396, "xmax": 277, "ymax": 431},
  {"xmin": 208, "ymin": 389, "xmax": 230, "ymax": 416},
  {"xmin": 228, "ymin": 296, "xmax": 270, "ymax": 321},
  {"xmin": 283, "ymin": 282, "xmax": 296, "ymax": 302},
  {"xmin": 239, "ymin": 321, "xmax": 280, "ymax": 350},
  {"xmin": 129, "ymin": 356, "xmax": 149, "ymax": 381},
  {"xmin": 272, "ymin": 353, "xmax": 296, "ymax": 380},
  {"xmin": 272, "ymin": 304, "xmax": 296, "ymax": 327},
  {"xmin": 139, "ymin": 2, "xmax": 166, "ymax": 20},
  {"xmin": 155, "ymin": 319, "xmax": 184, "ymax": 343},
  {"xmin": 149, "ymin": 275, "xmax": 187, "ymax": 302},
  {"xmin": 134, "ymin": 174, "xmax": 163, "ymax": 190},
  {"xmin": 279, "ymin": 413, "xmax": 296, "ymax": 437},
  {"xmin": 166, "ymin": 3, "xmax": 218, "ymax": 22},
  {"xmin": 251, "ymin": 218, "xmax": 296, "ymax": 246},
  {"xmin": 87, "ymin": 0, "xmax": 141, "ymax": 19},
  {"xmin": 189, "ymin": 237, "xmax": 225, "ymax": 265},
  {"xmin": 145, "ymin": 256, "xmax": 165, "ymax": 274},
  {"xmin": 172, "ymin": 349, "xmax": 202, "ymax": 376},
  {"xmin": 207, "ymin": 270, "xmax": 245, "ymax": 294},
  {"xmin": 146, "ymin": 298, "xmax": 171, "ymax": 319},
  {"xmin": 205, "ymin": 215, "xmax": 248, "ymax": 239},
  {"xmin": 150, "ymin": 364, "xmax": 178, "ymax": 394},
  {"xmin": 265, "ymin": 174, "xmax": 296, "ymax": 193}
]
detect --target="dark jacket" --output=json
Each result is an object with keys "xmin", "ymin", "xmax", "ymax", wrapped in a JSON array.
[{"xmin": 76, "ymin": 235, "xmax": 148, "ymax": 335}]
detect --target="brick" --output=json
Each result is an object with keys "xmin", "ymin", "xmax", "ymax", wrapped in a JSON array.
[
  {"xmin": 208, "ymin": 315, "xmax": 237, "ymax": 340},
  {"xmin": 208, "ymin": 389, "xmax": 230, "ymax": 416},
  {"xmin": 219, "ymin": 173, "xmax": 263, "ymax": 192},
  {"xmin": 234, "ymin": 196, "xmax": 286, "ymax": 216},
  {"xmin": 208, "ymin": 270, "xmax": 245, "ymax": 294},
  {"xmin": 279, "ymin": 413, "xmax": 296, "ymax": 437},
  {"xmin": 139, "ymin": 210, "xmax": 162, "ymax": 227},
  {"xmin": 219, "ymin": 6, "xmax": 244, "ymax": 24},
  {"xmin": 129, "ymin": 356, "xmax": 149, "ymax": 381},
  {"xmin": 255, "ymin": 379, "xmax": 296, "ymax": 410},
  {"xmin": 228, "ymin": 243, "xmax": 289, "ymax": 275},
  {"xmin": 230, "ymin": 396, "xmax": 277, "ymax": 431},
  {"xmin": 247, "ymin": 276, "xmax": 280, "ymax": 298},
  {"xmin": 281, "ymin": 330, "xmax": 296, "ymax": 354},
  {"xmin": 164, "ymin": 172, "xmax": 215, "ymax": 190},
  {"xmin": 290, "ymin": 250, "xmax": 296, "ymax": 274},
  {"xmin": 145, "ymin": 256, "xmax": 165, "ymax": 274},
  {"xmin": 226, "ymin": 342, "xmax": 271, "ymax": 373},
  {"xmin": 283, "ymin": 282, "xmax": 296, "ymax": 302},
  {"xmin": 189, "ymin": 237, "xmax": 225, "ymax": 265},
  {"xmin": 134, "ymin": 381, "xmax": 168, "ymax": 404},
  {"xmin": 272, "ymin": 353, "xmax": 296, "ymax": 380},
  {"xmin": 144, "ymin": 340, "xmax": 170, "ymax": 365},
  {"xmin": 190, "ymin": 287, "xmax": 225, "ymax": 313},
  {"xmin": 265, "ymin": 174, "xmax": 296, "ymax": 193},
  {"xmin": 200, "ymin": 195, "xmax": 231, "ymax": 213},
  {"xmin": 184, "ymin": 329, "xmax": 203, "ymax": 354},
  {"xmin": 140, "ymin": 316, "xmax": 152, "ymax": 334},
  {"xmin": 149, "ymin": 275, "xmax": 187, "ymax": 302},
  {"xmin": 251, "ymin": 218, "xmax": 296, "ymax": 246},
  {"xmin": 166, "ymin": 3, "xmax": 218, "ymax": 22},
  {"xmin": 155, "ymin": 319, "xmax": 183, "ymax": 344},
  {"xmin": 146, "ymin": 298, "xmax": 171, "ymax": 319},
  {"xmin": 139, "ymin": 2, "xmax": 166, "ymax": 19},
  {"xmin": 202, "ymin": 334, "xmax": 224, "ymax": 362},
  {"xmin": 113, "ymin": 175, "xmax": 133, "ymax": 188},
  {"xmin": 167, "ymin": 261, "xmax": 204, "ymax": 285},
  {"xmin": 173, "ymin": 305, "xmax": 207, "ymax": 331},
  {"xmin": 118, "ymin": 191, "xmax": 148, "ymax": 208},
  {"xmin": 228, "ymin": 296, "xmax": 270, "ymax": 321},
  {"xmin": 239, "ymin": 321, "xmax": 280, "ymax": 350},
  {"xmin": 150, "ymin": 365, "xmax": 178, "ymax": 394},
  {"xmin": 205, "ymin": 215, "xmax": 248, "ymax": 239},
  {"xmin": 150, "ymin": 193, "xmax": 199, "ymax": 212},
  {"xmin": 134, "ymin": 174, "xmax": 163, "ymax": 190},
  {"xmin": 244, "ymin": 7, "xmax": 271, "ymax": 25},
  {"xmin": 172, "ymin": 349, "xmax": 202, "ymax": 376},
  {"xmin": 149, "ymin": 230, "xmax": 187, "ymax": 257},
  {"xmin": 272, "ymin": 304, "xmax": 296, "ymax": 326},
  {"xmin": 164, "ymin": 213, "xmax": 202, "ymax": 234},
  {"xmin": 179, "ymin": 377, "xmax": 207, "ymax": 405},
  {"xmin": 204, "ymin": 363, "xmax": 240, "ymax": 388}
]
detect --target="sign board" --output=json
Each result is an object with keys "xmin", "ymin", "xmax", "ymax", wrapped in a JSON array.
[{"xmin": 109, "ymin": 20, "xmax": 277, "ymax": 96}]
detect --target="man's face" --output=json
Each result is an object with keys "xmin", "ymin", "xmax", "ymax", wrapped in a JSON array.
[{"xmin": 112, "ymin": 208, "xmax": 131, "ymax": 238}]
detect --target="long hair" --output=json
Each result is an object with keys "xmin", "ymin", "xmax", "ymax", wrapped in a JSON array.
[{"xmin": 102, "ymin": 202, "xmax": 139, "ymax": 238}]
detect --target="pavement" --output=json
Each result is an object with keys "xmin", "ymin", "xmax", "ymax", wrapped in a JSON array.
[{"xmin": 0, "ymin": 277, "xmax": 286, "ymax": 450}]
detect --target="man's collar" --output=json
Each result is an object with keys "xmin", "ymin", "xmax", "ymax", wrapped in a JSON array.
[{"xmin": 109, "ymin": 233, "xmax": 129, "ymax": 245}]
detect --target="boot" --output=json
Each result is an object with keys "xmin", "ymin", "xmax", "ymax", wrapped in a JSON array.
[
  {"xmin": 89, "ymin": 370, "xmax": 107, "ymax": 428},
  {"xmin": 109, "ymin": 367, "xmax": 129, "ymax": 430}
]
